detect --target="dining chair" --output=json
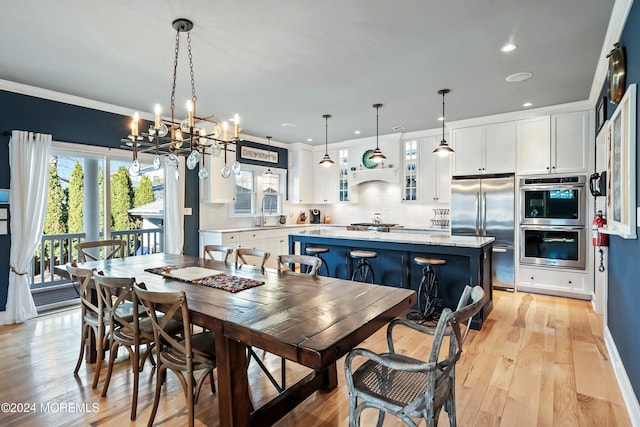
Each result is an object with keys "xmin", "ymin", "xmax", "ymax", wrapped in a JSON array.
[
  {"xmin": 93, "ymin": 273, "xmax": 182, "ymax": 421},
  {"xmin": 78, "ymin": 239, "xmax": 126, "ymax": 262},
  {"xmin": 235, "ymin": 248, "xmax": 270, "ymax": 269},
  {"xmin": 133, "ymin": 283, "xmax": 217, "ymax": 427},
  {"xmin": 203, "ymin": 244, "xmax": 233, "ymax": 263},
  {"xmin": 344, "ymin": 285, "xmax": 485, "ymax": 427},
  {"xmin": 277, "ymin": 254, "xmax": 321, "ymax": 276},
  {"xmin": 68, "ymin": 263, "xmax": 106, "ymax": 389}
]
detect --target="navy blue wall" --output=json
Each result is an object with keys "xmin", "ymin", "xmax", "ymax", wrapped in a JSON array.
[
  {"xmin": 0, "ymin": 90, "xmax": 201, "ymax": 310},
  {"xmin": 603, "ymin": 0, "xmax": 640, "ymax": 404}
]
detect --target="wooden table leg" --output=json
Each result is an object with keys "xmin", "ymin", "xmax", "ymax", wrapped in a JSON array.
[
  {"xmin": 216, "ymin": 333, "xmax": 250, "ymax": 427},
  {"xmin": 321, "ymin": 362, "xmax": 338, "ymax": 391}
]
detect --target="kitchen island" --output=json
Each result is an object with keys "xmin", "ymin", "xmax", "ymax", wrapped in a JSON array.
[{"xmin": 289, "ymin": 229, "xmax": 494, "ymax": 329}]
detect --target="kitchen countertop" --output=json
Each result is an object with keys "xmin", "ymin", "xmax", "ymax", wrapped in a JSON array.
[
  {"xmin": 200, "ymin": 224, "xmax": 450, "ymax": 234},
  {"xmin": 289, "ymin": 228, "xmax": 493, "ymax": 248}
]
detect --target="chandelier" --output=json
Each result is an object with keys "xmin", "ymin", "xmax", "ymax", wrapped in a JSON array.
[{"xmin": 123, "ymin": 18, "xmax": 241, "ymax": 179}]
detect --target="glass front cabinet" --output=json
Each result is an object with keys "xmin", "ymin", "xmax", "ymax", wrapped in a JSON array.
[{"xmin": 402, "ymin": 136, "xmax": 450, "ymax": 204}]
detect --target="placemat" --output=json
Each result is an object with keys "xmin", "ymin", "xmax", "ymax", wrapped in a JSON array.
[
  {"xmin": 145, "ymin": 265, "xmax": 264, "ymax": 293},
  {"xmin": 195, "ymin": 274, "xmax": 264, "ymax": 293}
]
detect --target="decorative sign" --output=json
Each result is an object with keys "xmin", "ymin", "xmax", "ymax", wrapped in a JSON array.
[{"xmin": 240, "ymin": 146, "xmax": 278, "ymax": 164}]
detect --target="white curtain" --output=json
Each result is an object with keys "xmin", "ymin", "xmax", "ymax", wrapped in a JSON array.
[
  {"xmin": 0, "ymin": 131, "xmax": 52, "ymax": 324},
  {"xmin": 164, "ymin": 160, "xmax": 185, "ymax": 254}
]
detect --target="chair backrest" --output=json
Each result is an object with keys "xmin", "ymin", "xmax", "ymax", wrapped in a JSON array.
[
  {"xmin": 79, "ymin": 239, "xmax": 126, "ymax": 262},
  {"xmin": 450, "ymin": 285, "xmax": 485, "ymax": 348},
  {"xmin": 203, "ymin": 244, "xmax": 233, "ymax": 263},
  {"xmin": 92, "ymin": 272, "xmax": 138, "ymax": 339},
  {"xmin": 277, "ymin": 254, "xmax": 321, "ymax": 276},
  {"xmin": 235, "ymin": 248, "xmax": 270, "ymax": 269},
  {"xmin": 133, "ymin": 284, "xmax": 196, "ymax": 369},
  {"xmin": 67, "ymin": 262, "xmax": 99, "ymax": 316}
]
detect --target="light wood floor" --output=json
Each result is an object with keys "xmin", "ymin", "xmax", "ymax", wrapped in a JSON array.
[{"xmin": 0, "ymin": 290, "xmax": 631, "ymax": 426}]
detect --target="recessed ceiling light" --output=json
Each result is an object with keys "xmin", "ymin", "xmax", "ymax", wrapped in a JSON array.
[
  {"xmin": 501, "ymin": 43, "xmax": 517, "ymax": 52},
  {"xmin": 522, "ymin": 102, "xmax": 533, "ymax": 107},
  {"xmin": 354, "ymin": 130, "xmax": 361, "ymax": 134},
  {"xmin": 307, "ymin": 138, "xmax": 313, "ymax": 142},
  {"xmin": 505, "ymin": 71, "xmax": 533, "ymax": 83},
  {"xmin": 438, "ymin": 116, "xmax": 445, "ymax": 121},
  {"xmin": 281, "ymin": 122, "xmax": 296, "ymax": 128}
]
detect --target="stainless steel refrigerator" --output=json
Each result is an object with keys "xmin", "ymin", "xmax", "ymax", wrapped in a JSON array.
[{"xmin": 451, "ymin": 174, "xmax": 515, "ymax": 290}]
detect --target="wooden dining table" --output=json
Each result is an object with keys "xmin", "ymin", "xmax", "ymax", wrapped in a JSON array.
[{"xmin": 57, "ymin": 253, "xmax": 415, "ymax": 426}]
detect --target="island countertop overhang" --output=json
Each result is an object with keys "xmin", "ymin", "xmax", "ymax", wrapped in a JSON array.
[{"xmin": 288, "ymin": 229, "xmax": 494, "ymax": 249}]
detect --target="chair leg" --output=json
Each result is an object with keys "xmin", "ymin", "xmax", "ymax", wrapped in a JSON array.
[
  {"xmin": 92, "ymin": 326, "xmax": 105, "ymax": 389},
  {"xmin": 187, "ymin": 372, "xmax": 195, "ymax": 427},
  {"xmin": 130, "ymin": 346, "xmax": 140, "ymax": 421},
  {"xmin": 148, "ymin": 365, "xmax": 165, "ymax": 427},
  {"xmin": 209, "ymin": 370, "xmax": 216, "ymax": 394},
  {"xmin": 74, "ymin": 323, "xmax": 87, "ymax": 375},
  {"xmin": 101, "ymin": 341, "xmax": 118, "ymax": 397},
  {"xmin": 375, "ymin": 410, "xmax": 385, "ymax": 427}
]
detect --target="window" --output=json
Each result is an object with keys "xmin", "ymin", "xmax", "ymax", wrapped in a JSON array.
[
  {"xmin": 262, "ymin": 172, "xmax": 282, "ymax": 214},
  {"xmin": 234, "ymin": 170, "xmax": 255, "ymax": 215},
  {"xmin": 233, "ymin": 167, "xmax": 283, "ymax": 216}
]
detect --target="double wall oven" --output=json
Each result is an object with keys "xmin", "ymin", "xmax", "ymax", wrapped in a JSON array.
[{"xmin": 519, "ymin": 175, "xmax": 586, "ymax": 269}]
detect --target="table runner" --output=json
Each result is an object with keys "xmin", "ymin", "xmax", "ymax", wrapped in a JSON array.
[{"xmin": 145, "ymin": 265, "xmax": 264, "ymax": 293}]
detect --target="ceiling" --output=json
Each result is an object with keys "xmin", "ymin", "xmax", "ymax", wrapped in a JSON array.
[{"xmin": 0, "ymin": 0, "xmax": 616, "ymax": 145}]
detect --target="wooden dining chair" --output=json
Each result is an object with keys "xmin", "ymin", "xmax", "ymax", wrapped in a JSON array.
[
  {"xmin": 93, "ymin": 273, "xmax": 182, "ymax": 421},
  {"xmin": 68, "ymin": 263, "xmax": 106, "ymax": 389},
  {"xmin": 203, "ymin": 244, "xmax": 233, "ymax": 263},
  {"xmin": 235, "ymin": 248, "xmax": 270, "ymax": 269},
  {"xmin": 78, "ymin": 239, "xmax": 126, "ymax": 262},
  {"xmin": 277, "ymin": 254, "xmax": 322, "ymax": 276},
  {"xmin": 133, "ymin": 283, "xmax": 217, "ymax": 427},
  {"xmin": 344, "ymin": 285, "xmax": 485, "ymax": 427}
]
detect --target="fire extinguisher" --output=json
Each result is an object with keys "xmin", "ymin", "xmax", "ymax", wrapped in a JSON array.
[{"xmin": 592, "ymin": 210, "xmax": 608, "ymax": 247}]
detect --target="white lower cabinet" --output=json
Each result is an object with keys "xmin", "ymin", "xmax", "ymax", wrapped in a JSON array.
[
  {"xmin": 518, "ymin": 266, "xmax": 590, "ymax": 298},
  {"xmin": 201, "ymin": 227, "xmax": 312, "ymax": 269}
]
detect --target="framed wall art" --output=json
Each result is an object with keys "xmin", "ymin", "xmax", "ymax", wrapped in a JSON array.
[
  {"xmin": 597, "ymin": 95, "xmax": 607, "ymax": 133},
  {"xmin": 606, "ymin": 83, "xmax": 637, "ymax": 239}
]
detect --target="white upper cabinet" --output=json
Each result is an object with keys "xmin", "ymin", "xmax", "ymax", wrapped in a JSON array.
[
  {"xmin": 452, "ymin": 122, "xmax": 516, "ymax": 175},
  {"xmin": 516, "ymin": 116, "xmax": 550, "ymax": 175},
  {"xmin": 288, "ymin": 145, "xmax": 313, "ymax": 204},
  {"xmin": 517, "ymin": 111, "xmax": 590, "ymax": 175},
  {"xmin": 201, "ymin": 154, "xmax": 236, "ymax": 203},
  {"xmin": 551, "ymin": 111, "xmax": 590, "ymax": 174},
  {"xmin": 312, "ymin": 148, "xmax": 338, "ymax": 204}
]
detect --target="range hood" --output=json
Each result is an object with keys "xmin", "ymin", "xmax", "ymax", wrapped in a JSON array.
[{"xmin": 349, "ymin": 168, "xmax": 399, "ymax": 186}]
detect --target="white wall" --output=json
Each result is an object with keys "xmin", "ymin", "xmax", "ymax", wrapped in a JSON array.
[{"xmin": 322, "ymin": 181, "xmax": 445, "ymax": 228}]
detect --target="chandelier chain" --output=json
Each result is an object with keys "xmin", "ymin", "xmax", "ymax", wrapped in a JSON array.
[
  {"xmin": 187, "ymin": 31, "xmax": 197, "ymax": 103},
  {"xmin": 171, "ymin": 29, "xmax": 180, "ymax": 113}
]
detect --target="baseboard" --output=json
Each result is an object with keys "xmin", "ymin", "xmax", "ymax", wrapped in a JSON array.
[{"xmin": 604, "ymin": 326, "xmax": 640, "ymax": 426}]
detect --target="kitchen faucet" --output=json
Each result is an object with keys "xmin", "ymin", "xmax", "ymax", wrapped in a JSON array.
[{"xmin": 261, "ymin": 195, "xmax": 274, "ymax": 226}]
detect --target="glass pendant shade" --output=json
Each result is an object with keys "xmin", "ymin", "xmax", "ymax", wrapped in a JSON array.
[
  {"xmin": 370, "ymin": 104, "xmax": 386, "ymax": 163},
  {"xmin": 166, "ymin": 153, "xmax": 179, "ymax": 167},
  {"xmin": 433, "ymin": 89, "xmax": 454, "ymax": 156},
  {"xmin": 231, "ymin": 160, "xmax": 241, "ymax": 174},
  {"xmin": 319, "ymin": 114, "xmax": 335, "ymax": 167}
]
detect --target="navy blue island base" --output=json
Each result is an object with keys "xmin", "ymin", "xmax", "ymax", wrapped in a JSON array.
[{"xmin": 289, "ymin": 229, "xmax": 494, "ymax": 330}]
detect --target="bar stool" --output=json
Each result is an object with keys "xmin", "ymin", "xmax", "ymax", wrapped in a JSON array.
[
  {"xmin": 305, "ymin": 246, "xmax": 330, "ymax": 275},
  {"xmin": 350, "ymin": 250, "xmax": 377, "ymax": 283},
  {"xmin": 413, "ymin": 256, "xmax": 446, "ymax": 320}
]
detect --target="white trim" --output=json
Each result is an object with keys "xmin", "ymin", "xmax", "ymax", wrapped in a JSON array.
[
  {"xmin": 447, "ymin": 100, "xmax": 592, "ymax": 129},
  {"xmin": 0, "ymin": 78, "xmax": 145, "ymax": 118},
  {"xmin": 604, "ymin": 325, "xmax": 640, "ymax": 426},
  {"xmin": 52, "ymin": 140, "xmax": 155, "ymax": 161},
  {"xmin": 589, "ymin": 0, "xmax": 635, "ymax": 104}
]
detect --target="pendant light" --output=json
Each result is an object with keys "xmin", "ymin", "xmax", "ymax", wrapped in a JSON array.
[
  {"xmin": 319, "ymin": 114, "xmax": 335, "ymax": 167},
  {"xmin": 369, "ymin": 103, "xmax": 387, "ymax": 163},
  {"xmin": 265, "ymin": 136, "xmax": 273, "ymax": 175},
  {"xmin": 433, "ymin": 89, "xmax": 455, "ymax": 156}
]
